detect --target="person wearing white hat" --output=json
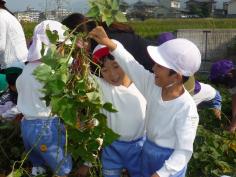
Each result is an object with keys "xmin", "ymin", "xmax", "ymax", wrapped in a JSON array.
[
  {"xmin": 16, "ymin": 20, "xmax": 72, "ymax": 177},
  {"xmin": 156, "ymin": 32, "xmax": 222, "ymax": 119},
  {"xmin": 89, "ymin": 26, "xmax": 201, "ymax": 177},
  {"xmin": 0, "ymin": 0, "xmax": 27, "ymax": 70}
]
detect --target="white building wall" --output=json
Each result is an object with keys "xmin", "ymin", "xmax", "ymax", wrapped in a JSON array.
[{"xmin": 228, "ymin": 1, "xmax": 236, "ymax": 14}]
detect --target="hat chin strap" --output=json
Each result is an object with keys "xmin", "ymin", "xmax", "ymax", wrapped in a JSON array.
[{"xmin": 165, "ymin": 81, "xmax": 177, "ymax": 88}]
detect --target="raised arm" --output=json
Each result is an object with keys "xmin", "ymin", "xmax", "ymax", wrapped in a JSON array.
[{"xmin": 89, "ymin": 26, "xmax": 155, "ymax": 98}]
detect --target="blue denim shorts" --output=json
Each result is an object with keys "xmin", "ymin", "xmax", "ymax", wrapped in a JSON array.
[
  {"xmin": 102, "ymin": 137, "xmax": 145, "ymax": 177},
  {"xmin": 21, "ymin": 117, "xmax": 72, "ymax": 176}
]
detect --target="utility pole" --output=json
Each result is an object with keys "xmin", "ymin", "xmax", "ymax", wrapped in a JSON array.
[{"xmin": 55, "ymin": 0, "xmax": 63, "ymax": 20}]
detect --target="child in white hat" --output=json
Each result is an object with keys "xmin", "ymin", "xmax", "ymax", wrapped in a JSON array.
[
  {"xmin": 16, "ymin": 20, "xmax": 72, "ymax": 177},
  {"xmin": 80, "ymin": 44, "xmax": 146, "ymax": 177},
  {"xmin": 89, "ymin": 26, "xmax": 201, "ymax": 177}
]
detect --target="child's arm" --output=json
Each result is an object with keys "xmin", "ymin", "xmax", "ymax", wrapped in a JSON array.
[
  {"xmin": 193, "ymin": 83, "xmax": 222, "ymax": 119},
  {"xmin": 155, "ymin": 112, "xmax": 199, "ymax": 177},
  {"xmin": 89, "ymin": 26, "xmax": 155, "ymax": 98}
]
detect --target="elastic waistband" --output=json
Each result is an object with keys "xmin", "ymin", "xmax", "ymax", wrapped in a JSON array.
[
  {"xmin": 146, "ymin": 139, "xmax": 174, "ymax": 151},
  {"xmin": 116, "ymin": 137, "xmax": 145, "ymax": 144},
  {"xmin": 22, "ymin": 117, "xmax": 59, "ymax": 124}
]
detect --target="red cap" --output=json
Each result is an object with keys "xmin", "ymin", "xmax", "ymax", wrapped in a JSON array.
[{"xmin": 92, "ymin": 46, "xmax": 110, "ymax": 64}]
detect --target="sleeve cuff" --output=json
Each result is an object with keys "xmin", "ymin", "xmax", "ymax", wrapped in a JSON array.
[
  {"xmin": 110, "ymin": 39, "xmax": 124, "ymax": 56},
  {"xmin": 157, "ymin": 166, "xmax": 171, "ymax": 177}
]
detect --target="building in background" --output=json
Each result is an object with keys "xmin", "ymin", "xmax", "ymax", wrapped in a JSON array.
[
  {"xmin": 227, "ymin": 0, "xmax": 236, "ymax": 17},
  {"xmin": 127, "ymin": 0, "xmax": 182, "ymax": 20},
  {"xmin": 14, "ymin": 7, "xmax": 41, "ymax": 22},
  {"xmin": 14, "ymin": 7, "xmax": 72, "ymax": 22}
]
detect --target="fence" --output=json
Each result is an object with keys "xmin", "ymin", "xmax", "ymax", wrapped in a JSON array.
[{"xmin": 177, "ymin": 29, "xmax": 236, "ymax": 73}]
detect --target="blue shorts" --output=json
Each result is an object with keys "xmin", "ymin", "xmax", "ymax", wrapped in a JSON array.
[
  {"xmin": 21, "ymin": 117, "xmax": 72, "ymax": 176},
  {"xmin": 102, "ymin": 137, "xmax": 145, "ymax": 177},
  {"xmin": 141, "ymin": 139, "xmax": 187, "ymax": 177}
]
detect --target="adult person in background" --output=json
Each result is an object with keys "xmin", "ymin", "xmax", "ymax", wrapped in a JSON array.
[
  {"xmin": 0, "ymin": 0, "xmax": 27, "ymax": 71},
  {"xmin": 61, "ymin": 13, "xmax": 156, "ymax": 72}
]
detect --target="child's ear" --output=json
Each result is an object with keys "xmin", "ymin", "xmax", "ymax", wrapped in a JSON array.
[{"xmin": 176, "ymin": 74, "xmax": 184, "ymax": 82}]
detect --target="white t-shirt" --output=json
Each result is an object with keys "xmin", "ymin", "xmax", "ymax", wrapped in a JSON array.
[
  {"xmin": 193, "ymin": 82, "xmax": 217, "ymax": 105},
  {"xmin": 16, "ymin": 62, "xmax": 51, "ymax": 119},
  {"xmin": 0, "ymin": 9, "xmax": 28, "ymax": 69},
  {"xmin": 111, "ymin": 41, "xmax": 199, "ymax": 177},
  {"xmin": 95, "ymin": 76, "xmax": 146, "ymax": 141}
]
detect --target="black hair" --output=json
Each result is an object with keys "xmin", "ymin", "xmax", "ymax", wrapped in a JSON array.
[
  {"xmin": 90, "ymin": 54, "xmax": 115, "ymax": 77},
  {"xmin": 169, "ymin": 69, "xmax": 189, "ymax": 83},
  {"xmin": 5, "ymin": 73, "xmax": 20, "ymax": 86},
  {"xmin": 61, "ymin": 13, "xmax": 96, "ymax": 34},
  {"xmin": 0, "ymin": 0, "xmax": 14, "ymax": 15}
]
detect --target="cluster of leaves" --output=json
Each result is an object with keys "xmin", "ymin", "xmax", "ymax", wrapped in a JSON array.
[
  {"xmin": 0, "ymin": 121, "xmax": 25, "ymax": 175},
  {"xmin": 187, "ymin": 86, "xmax": 236, "ymax": 177},
  {"xmin": 33, "ymin": 27, "xmax": 119, "ymax": 165},
  {"xmin": 87, "ymin": 0, "xmax": 127, "ymax": 26}
]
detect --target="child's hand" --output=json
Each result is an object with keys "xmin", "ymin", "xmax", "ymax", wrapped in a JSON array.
[
  {"xmin": 89, "ymin": 26, "xmax": 117, "ymax": 51},
  {"xmin": 212, "ymin": 108, "xmax": 221, "ymax": 120},
  {"xmin": 75, "ymin": 164, "xmax": 90, "ymax": 177},
  {"xmin": 151, "ymin": 173, "xmax": 160, "ymax": 177}
]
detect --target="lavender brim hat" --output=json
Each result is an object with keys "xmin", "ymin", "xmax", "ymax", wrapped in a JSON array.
[
  {"xmin": 157, "ymin": 32, "xmax": 176, "ymax": 46},
  {"xmin": 210, "ymin": 59, "xmax": 235, "ymax": 81}
]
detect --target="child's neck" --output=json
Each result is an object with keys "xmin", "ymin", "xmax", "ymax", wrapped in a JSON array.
[
  {"xmin": 162, "ymin": 83, "xmax": 184, "ymax": 101},
  {"xmin": 121, "ymin": 76, "xmax": 132, "ymax": 88}
]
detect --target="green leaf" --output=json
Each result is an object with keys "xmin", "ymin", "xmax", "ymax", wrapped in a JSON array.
[
  {"xmin": 86, "ymin": 91, "xmax": 100, "ymax": 102},
  {"xmin": 103, "ymin": 127, "xmax": 120, "ymax": 146},
  {"xmin": 46, "ymin": 25, "xmax": 59, "ymax": 44},
  {"xmin": 33, "ymin": 64, "xmax": 52, "ymax": 82},
  {"xmin": 86, "ymin": 6, "xmax": 99, "ymax": 18},
  {"xmin": 102, "ymin": 9, "xmax": 112, "ymax": 18},
  {"xmin": 114, "ymin": 11, "xmax": 127, "ymax": 23},
  {"xmin": 7, "ymin": 169, "xmax": 23, "ymax": 177},
  {"xmin": 103, "ymin": 102, "xmax": 117, "ymax": 112},
  {"xmin": 111, "ymin": 0, "xmax": 119, "ymax": 10}
]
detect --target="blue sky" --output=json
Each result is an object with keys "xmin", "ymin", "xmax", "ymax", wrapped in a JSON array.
[{"xmin": 6, "ymin": 0, "xmax": 229, "ymax": 12}]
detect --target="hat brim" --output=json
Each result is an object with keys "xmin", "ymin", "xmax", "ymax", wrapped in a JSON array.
[{"xmin": 147, "ymin": 45, "xmax": 174, "ymax": 70}]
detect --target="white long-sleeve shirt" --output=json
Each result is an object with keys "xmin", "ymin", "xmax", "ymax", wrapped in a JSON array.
[
  {"xmin": 95, "ymin": 76, "xmax": 146, "ymax": 141},
  {"xmin": 16, "ymin": 62, "xmax": 51, "ymax": 119},
  {"xmin": 111, "ymin": 41, "xmax": 199, "ymax": 177},
  {"xmin": 193, "ymin": 82, "xmax": 216, "ymax": 106},
  {"xmin": 0, "ymin": 9, "xmax": 28, "ymax": 69}
]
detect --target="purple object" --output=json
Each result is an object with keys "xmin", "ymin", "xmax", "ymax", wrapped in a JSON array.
[
  {"xmin": 194, "ymin": 80, "xmax": 201, "ymax": 94},
  {"xmin": 210, "ymin": 59, "xmax": 235, "ymax": 81},
  {"xmin": 157, "ymin": 32, "xmax": 176, "ymax": 46}
]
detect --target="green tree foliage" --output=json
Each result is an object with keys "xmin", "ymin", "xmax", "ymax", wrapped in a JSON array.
[
  {"xmin": 86, "ymin": 0, "xmax": 127, "ymax": 26},
  {"xmin": 187, "ymin": 86, "xmax": 236, "ymax": 177},
  {"xmin": 187, "ymin": 1, "xmax": 213, "ymax": 17}
]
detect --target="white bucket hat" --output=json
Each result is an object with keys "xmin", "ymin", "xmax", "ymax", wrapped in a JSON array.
[
  {"xmin": 147, "ymin": 38, "xmax": 201, "ymax": 76},
  {"xmin": 27, "ymin": 20, "xmax": 71, "ymax": 62}
]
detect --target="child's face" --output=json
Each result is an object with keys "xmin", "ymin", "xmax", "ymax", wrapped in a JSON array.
[
  {"xmin": 101, "ymin": 60, "xmax": 126, "ymax": 86},
  {"xmin": 152, "ymin": 63, "xmax": 176, "ymax": 87}
]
